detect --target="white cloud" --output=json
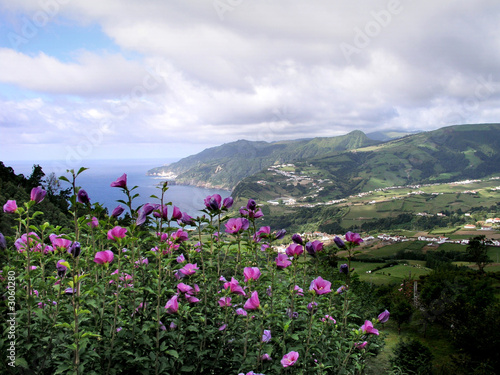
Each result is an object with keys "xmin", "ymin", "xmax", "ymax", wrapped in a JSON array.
[{"xmin": 0, "ymin": 0, "xmax": 499, "ymax": 162}]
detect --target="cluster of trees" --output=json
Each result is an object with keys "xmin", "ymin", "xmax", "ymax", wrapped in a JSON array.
[{"xmin": 0, "ymin": 162, "xmax": 72, "ymax": 236}]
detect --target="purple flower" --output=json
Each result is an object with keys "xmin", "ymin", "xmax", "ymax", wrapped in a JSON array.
[
  {"xmin": 262, "ymin": 329, "xmax": 271, "ymax": 343},
  {"xmin": 30, "ymin": 186, "xmax": 46, "ymax": 204},
  {"xmin": 336, "ymin": 285, "xmax": 347, "ymax": 294},
  {"xmin": 222, "ymin": 196, "xmax": 233, "ymax": 209},
  {"xmin": 307, "ymin": 301, "xmax": 318, "ymax": 313},
  {"xmin": 107, "ymin": 226, "xmax": 127, "ymax": 241},
  {"xmin": 177, "ymin": 282, "xmax": 193, "ymax": 294},
  {"xmin": 360, "ymin": 320, "xmax": 379, "ymax": 335},
  {"xmin": 110, "ymin": 174, "xmax": 127, "ymax": 188},
  {"xmin": 292, "ymin": 233, "xmax": 303, "ymax": 245},
  {"xmin": 204, "ymin": 194, "xmax": 222, "ymax": 212},
  {"xmin": 285, "ymin": 243, "xmax": 303, "ymax": 257},
  {"xmin": 171, "ymin": 228, "xmax": 189, "ymax": 243},
  {"xmin": 165, "ymin": 295, "xmax": 179, "ymax": 314},
  {"xmin": 77, "ymin": 189, "xmax": 90, "ymax": 204},
  {"xmin": 176, "ymin": 253, "xmax": 186, "ymax": 263},
  {"xmin": 243, "ymin": 267, "xmax": 261, "ymax": 282},
  {"xmin": 274, "ymin": 229, "xmax": 287, "ymax": 240},
  {"xmin": 246, "ymin": 199, "xmax": 257, "ymax": 210},
  {"xmin": 94, "ymin": 250, "xmax": 114, "ymax": 265},
  {"xmin": 334, "ymin": 236, "xmax": 345, "ymax": 248},
  {"xmin": 244, "ymin": 291, "xmax": 261, "ymax": 310},
  {"xmin": 254, "ymin": 226, "xmax": 270, "ymax": 242},
  {"xmin": 3, "ymin": 200, "xmax": 17, "ymax": 213},
  {"xmin": 339, "ymin": 264, "xmax": 349, "ymax": 275},
  {"xmin": 179, "ymin": 263, "xmax": 199, "ymax": 276},
  {"xmin": 309, "ymin": 276, "xmax": 332, "ymax": 295},
  {"xmin": 68, "ymin": 241, "xmax": 81, "ymax": 258},
  {"xmin": 378, "ymin": 309, "xmax": 390, "ymax": 323},
  {"xmin": 136, "ymin": 203, "xmax": 157, "ymax": 226},
  {"xmin": 180, "ymin": 212, "xmax": 195, "ymax": 226},
  {"xmin": 218, "ymin": 297, "xmax": 232, "ymax": 307},
  {"xmin": 111, "ymin": 205, "xmax": 125, "ymax": 218},
  {"xmin": 0, "ymin": 232, "xmax": 7, "ymax": 250},
  {"xmin": 306, "ymin": 240, "xmax": 323, "ymax": 255},
  {"xmin": 345, "ymin": 231, "xmax": 363, "ymax": 245},
  {"xmin": 281, "ymin": 351, "xmax": 299, "ymax": 368},
  {"xmin": 219, "ymin": 323, "xmax": 227, "ymax": 331},
  {"xmin": 56, "ymin": 259, "xmax": 68, "ymax": 278},
  {"xmin": 276, "ymin": 253, "xmax": 292, "ymax": 269}
]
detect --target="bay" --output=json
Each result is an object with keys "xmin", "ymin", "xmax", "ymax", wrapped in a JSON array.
[{"xmin": 2, "ymin": 158, "xmax": 231, "ymax": 217}]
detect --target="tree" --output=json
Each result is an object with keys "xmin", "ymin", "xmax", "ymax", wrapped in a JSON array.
[{"xmin": 466, "ymin": 235, "xmax": 492, "ymax": 273}]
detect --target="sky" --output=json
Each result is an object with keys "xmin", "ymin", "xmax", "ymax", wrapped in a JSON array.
[{"xmin": 1, "ymin": 0, "xmax": 500, "ymax": 168}]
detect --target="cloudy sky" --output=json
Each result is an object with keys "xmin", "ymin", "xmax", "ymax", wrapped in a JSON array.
[{"xmin": 1, "ymin": 0, "xmax": 499, "ymax": 165}]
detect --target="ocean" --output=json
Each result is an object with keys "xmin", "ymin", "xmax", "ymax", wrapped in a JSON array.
[{"xmin": 2, "ymin": 158, "xmax": 231, "ymax": 217}]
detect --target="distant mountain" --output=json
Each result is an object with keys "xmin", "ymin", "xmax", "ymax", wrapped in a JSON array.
[
  {"xmin": 147, "ymin": 130, "xmax": 379, "ymax": 189},
  {"xmin": 232, "ymin": 123, "xmax": 500, "ymax": 201},
  {"xmin": 366, "ymin": 129, "xmax": 422, "ymax": 141}
]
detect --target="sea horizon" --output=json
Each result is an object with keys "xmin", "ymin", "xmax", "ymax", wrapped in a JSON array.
[{"xmin": 1, "ymin": 158, "xmax": 230, "ymax": 217}]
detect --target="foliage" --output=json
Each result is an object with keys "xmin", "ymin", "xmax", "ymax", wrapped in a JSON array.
[
  {"xmin": 465, "ymin": 235, "xmax": 492, "ymax": 273},
  {"xmin": 0, "ymin": 169, "xmax": 387, "ymax": 375},
  {"xmin": 390, "ymin": 339, "xmax": 433, "ymax": 375}
]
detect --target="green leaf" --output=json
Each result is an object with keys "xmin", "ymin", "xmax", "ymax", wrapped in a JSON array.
[
  {"xmin": 59, "ymin": 176, "xmax": 70, "ymax": 183},
  {"xmin": 15, "ymin": 357, "xmax": 29, "ymax": 368},
  {"xmin": 76, "ymin": 167, "xmax": 89, "ymax": 176},
  {"xmin": 165, "ymin": 350, "xmax": 179, "ymax": 358}
]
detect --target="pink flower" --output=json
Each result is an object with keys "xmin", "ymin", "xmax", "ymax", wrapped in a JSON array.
[
  {"xmin": 176, "ymin": 254, "xmax": 186, "ymax": 263},
  {"xmin": 261, "ymin": 353, "xmax": 272, "ymax": 361},
  {"xmin": 107, "ymin": 226, "xmax": 127, "ymax": 241},
  {"xmin": 276, "ymin": 253, "xmax": 292, "ymax": 269},
  {"xmin": 262, "ymin": 329, "xmax": 271, "ymax": 343},
  {"xmin": 254, "ymin": 226, "xmax": 271, "ymax": 242},
  {"xmin": 243, "ymin": 291, "xmax": 260, "ymax": 310},
  {"xmin": 110, "ymin": 173, "xmax": 127, "ymax": 188},
  {"xmin": 179, "ymin": 263, "xmax": 199, "ymax": 276},
  {"xmin": 87, "ymin": 216, "xmax": 99, "ymax": 228},
  {"xmin": 294, "ymin": 285, "xmax": 304, "ymax": 296},
  {"xmin": 235, "ymin": 308, "xmax": 247, "ymax": 316},
  {"xmin": 378, "ymin": 309, "xmax": 390, "ymax": 323},
  {"xmin": 177, "ymin": 283, "xmax": 193, "ymax": 294},
  {"xmin": 322, "ymin": 315, "xmax": 336, "ymax": 323},
  {"xmin": 281, "ymin": 351, "xmax": 299, "ymax": 368},
  {"xmin": 49, "ymin": 234, "xmax": 72, "ymax": 252},
  {"xmin": 355, "ymin": 341, "xmax": 368, "ymax": 349},
  {"xmin": 94, "ymin": 250, "xmax": 114, "ymax": 265},
  {"xmin": 165, "ymin": 295, "xmax": 179, "ymax": 314},
  {"xmin": 309, "ymin": 276, "xmax": 332, "ymax": 295},
  {"xmin": 223, "ymin": 277, "xmax": 246, "ymax": 296},
  {"xmin": 225, "ymin": 218, "xmax": 249, "ymax": 234},
  {"xmin": 286, "ymin": 243, "xmax": 304, "ymax": 257},
  {"xmin": 219, "ymin": 323, "xmax": 227, "ymax": 331},
  {"xmin": 218, "ymin": 297, "xmax": 232, "ymax": 307},
  {"xmin": 3, "ymin": 200, "xmax": 17, "ymax": 213},
  {"xmin": 345, "ymin": 231, "xmax": 363, "ymax": 245},
  {"xmin": 204, "ymin": 194, "xmax": 222, "ymax": 211},
  {"xmin": 306, "ymin": 240, "xmax": 323, "ymax": 255},
  {"xmin": 30, "ymin": 186, "xmax": 46, "ymax": 203},
  {"xmin": 360, "ymin": 320, "xmax": 379, "ymax": 336},
  {"xmin": 171, "ymin": 228, "xmax": 189, "ymax": 243},
  {"xmin": 243, "ymin": 267, "xmax": 261, "ymax": 282}
]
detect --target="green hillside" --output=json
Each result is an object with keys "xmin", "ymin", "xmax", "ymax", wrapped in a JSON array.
[
  {"xmin": 233, "ymin": 123, "xmax": 500, "ymax": 202},
  {"xmin": 147, "ymin": 130, "xmax": 378, "ymax": 189}
]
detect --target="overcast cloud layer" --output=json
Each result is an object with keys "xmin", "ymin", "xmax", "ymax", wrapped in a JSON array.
[{"xmin": 1, "ymin": 0, "xmax": 500, "ymax": 165}]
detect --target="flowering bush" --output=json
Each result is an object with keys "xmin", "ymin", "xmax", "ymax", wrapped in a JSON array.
[{"xmin": 0, "ymin": 169, "xmax": 387, "ymax": 374}]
